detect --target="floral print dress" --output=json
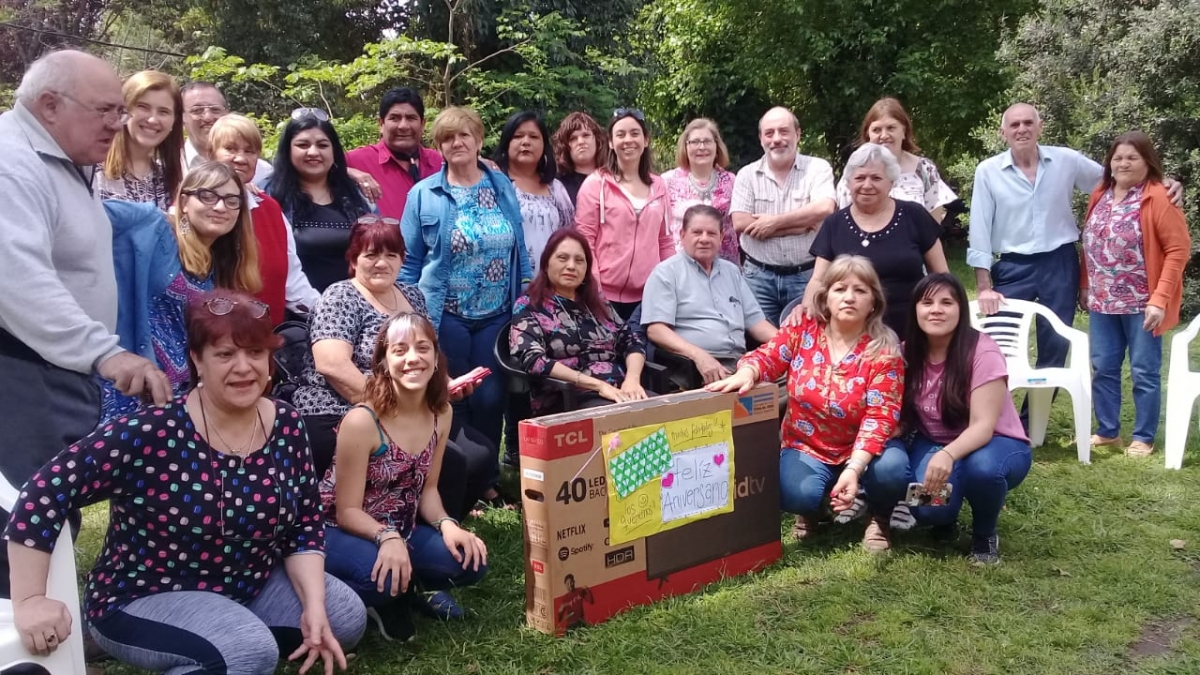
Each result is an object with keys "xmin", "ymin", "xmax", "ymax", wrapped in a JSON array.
[
  {"xmin": 445, "ymin": 181, "xmax": 516, "ymax": 318},
  {"xmin": 510, "ymin": 294, "xmax": 646, "ymax": 414}
]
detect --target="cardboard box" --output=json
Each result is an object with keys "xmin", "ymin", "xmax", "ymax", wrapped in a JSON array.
[{"xmin": 519, "ymin": 384, "xmax": 782, "ymax": 635}]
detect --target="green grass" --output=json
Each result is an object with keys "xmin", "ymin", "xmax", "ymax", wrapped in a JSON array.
[{"xmin": 80, "ymin": 240, "xmax": 1200, "ymax": 674}]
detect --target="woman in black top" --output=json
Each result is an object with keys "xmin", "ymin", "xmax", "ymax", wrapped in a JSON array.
[
  {"xmin": 787, "ymin": 143, "xmax": 949, "ymax": 334},
  {"xmin": 269, "ymin": 108, "xmax": 372, "ymax": 292}
]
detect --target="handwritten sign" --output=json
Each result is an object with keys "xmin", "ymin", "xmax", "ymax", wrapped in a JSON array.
[{"xmin": 603, "ymin": 410, "xmax": 734, "ymax": 544}]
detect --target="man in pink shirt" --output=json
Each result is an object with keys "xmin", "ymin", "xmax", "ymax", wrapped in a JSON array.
[{"xmin": 346, "ymin": 87, "xmax": 444, "ymax": 219}]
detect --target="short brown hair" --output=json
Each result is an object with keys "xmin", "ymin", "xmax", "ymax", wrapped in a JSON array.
[
  {"xmin": 364, "ymin": 313, "xmax": 450, "ymax": 416},
  {"xmin": 186, "ymin": 290, "xmax": 282, "ymax": 385},
  {"xmin": 552, "ymin": 112, "xmax": 608, "ymax": 174},
  {"xmin": 1101, "ymin": 130, "xmax": 1165, "ymax": 189},
  {"xmin": 674, "ymin": 118, "xmax": 730, "ymax": 170},
  {"xmin": 858, "ymin": 97, "xmax": 920, "ymax": 155},
  {"xmin": 430, "ymin": 106, "xmax": 484, "ymax": 147},
  {"xmin": 345, "ymin": 217, "xmax": 406, "ymax": 277}
]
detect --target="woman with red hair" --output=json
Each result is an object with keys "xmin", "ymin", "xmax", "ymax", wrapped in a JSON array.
[{"xmin": 509, "ymin": 228, "xmax": 649, "ymax": 415}]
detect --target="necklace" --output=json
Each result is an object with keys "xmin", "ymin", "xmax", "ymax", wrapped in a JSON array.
[
  {"xmin": 355, "ymin": 279, "xmax": 398, "ymax": 313},
  {"xmin": 687, "ymin": 171, "xmax": 717, "ymax": 202},
  {"xmin": 198, "ymin": 390, "xmax": 266, "ymax": 461},
  {"xmin": 848, "ymin": 204, "xmax": 898, "ymax": 248}
]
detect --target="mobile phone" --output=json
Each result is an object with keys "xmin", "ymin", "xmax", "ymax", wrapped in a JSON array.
[
  {"xmin": 449, "ymin": 367, "xmax": 492, "ymax": 395},
  {"xmin": 904, "ymin": 481, "xmax": 953, "ymax": 507}
]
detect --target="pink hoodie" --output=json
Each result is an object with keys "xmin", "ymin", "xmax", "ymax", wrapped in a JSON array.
[{"xmin": 575, "ymin": 170, "xmax": 674, "ymax": 304}]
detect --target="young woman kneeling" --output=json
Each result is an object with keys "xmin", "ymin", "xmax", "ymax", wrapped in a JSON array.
[
  {"xmin": 322, "ymin": 312, "xmax": 488, "ymax": 642},
  {"xmin": 889, "ymin": 273, "xmax": 1032, "ymax": 565}
]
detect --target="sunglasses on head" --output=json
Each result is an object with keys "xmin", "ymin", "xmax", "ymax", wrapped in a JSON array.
[
  {"xmin": 356, "ymin": 214, "xmax": 400, "ymax": 227},
  {"xmin": 612, "ymin": 107, "xmax": 646, "ymax": 122},
  {"xmin": 205, "ymin": 297, "xmax": 270, "ymax": 319},
  {"xmin": 291, "ymin": 107, "xmax": 330, "ymax": 122}
]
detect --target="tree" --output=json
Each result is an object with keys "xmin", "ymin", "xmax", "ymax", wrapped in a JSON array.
[{"xmin": 997, "ymin": 0, "xmax": 1200, "ymax": 310}]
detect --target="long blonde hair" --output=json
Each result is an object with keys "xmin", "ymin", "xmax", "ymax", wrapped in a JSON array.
[
  {"xmin": 173, "ymin": 162, "xmax": 261, "ymax": 292},
  {"xmin": 812, "ymin": 254, "xmax": 897, "ymax": 358},
  {"xmin": 103, "ymin": 70, "xmax": 185, "ymax": 201}
]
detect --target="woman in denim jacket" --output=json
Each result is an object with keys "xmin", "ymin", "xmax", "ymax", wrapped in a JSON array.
[{"xmin": 400, "ymin": 106, "xmax": 531, "ymax": 455}]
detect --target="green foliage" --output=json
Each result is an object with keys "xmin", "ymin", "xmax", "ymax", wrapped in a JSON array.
[
  {"xmin": 637, "ymin": 0, "xmax": 1036, "ymax": 172},
  {"xmin": 998, "ymin": 0, "xmax": 1200, "ymax": 313}
]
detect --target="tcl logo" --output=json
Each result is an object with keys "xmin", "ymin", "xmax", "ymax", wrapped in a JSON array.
[
  {"xmin": 553, "ymin": 431, "xmax": 588, "ymax": 445},
  {"xmin": 531, "ymin": 560, "xmax": 545, "ymax": 573}
]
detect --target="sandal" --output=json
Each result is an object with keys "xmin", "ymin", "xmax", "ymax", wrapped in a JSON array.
[
  {"xmin": 1091, "ymin": 434, "xmax": 1121, "ymax": 448},
  {"xmin": 791, "ymin": 515, "xmax": 817, "ymax": 540},
  {"xmin": 1125, "ymin": 440, "xmax": 1154, "ymax": 457}
]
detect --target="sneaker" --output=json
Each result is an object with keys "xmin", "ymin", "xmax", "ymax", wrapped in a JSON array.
[
  {"xmin": 889, "ymin": 502, "xmax": 917, "ymax": 531},
  {"xmin": 366, "ymin": 604, "xmax": 416, "ymax": 642},
  {"xmin": 862, "ymin": 516, "xmax": 891, "ymax": 553},
  {"xmin": 414, "ymin": 590, "xmax": 466, "ymax": 621},
  {"xmin": 791, "ymin": 514, "xmax": 817, "ymax": 540},
  {"xmin": 968, "ymin": 533, "xmax": 1001, "ymax": 566}
]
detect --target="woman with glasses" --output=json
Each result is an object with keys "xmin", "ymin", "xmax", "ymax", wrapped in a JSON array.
[
  {"xmin": 102, "ymin": 161, "xmax": 261, "ymax": 423},
  {"xmin": 96, "ymin": 70, "xmax": 184, "ymax": 210},
  {"xmin": 400, "ymin": 106, "xmax": 530, "ymax": 454},
  {"xmin": 551, "ymin": 112, "xmax": 608, "ymax": 205},
  {"xmin": 322, "ymin": 312, "xmax": 488, "ymax": 642},
  {"xmin": 210, "ymin": 113, "xmax": 321, "ymax": 323},
  {"xmin": 661, "ymin": 118, "xmax": 740, "ymax": 264},
  {"xmin": 575, "ymin": 108, "xmax": 674, "ymax": 321},
  {"xmin": 4, "ymin": 290, "xmax": 366, "ymax": 673},
  {"xmin": 269, "ymin": 108, "xmax": 373, "ymax": 292}
]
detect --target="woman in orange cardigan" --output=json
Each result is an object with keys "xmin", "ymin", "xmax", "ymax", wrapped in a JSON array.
[{"xmin": 1079, "ymin": 131, "xmax": 1190, "ymax": 457}]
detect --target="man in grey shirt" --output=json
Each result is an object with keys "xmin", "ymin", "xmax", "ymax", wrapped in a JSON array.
[
  {"xmin": 0, "ymin": 50, "xmax": 170, "ymax": 596},
  {"xmin": 642, "ymin": 205, "xmax": 778, "ymax": 385}
]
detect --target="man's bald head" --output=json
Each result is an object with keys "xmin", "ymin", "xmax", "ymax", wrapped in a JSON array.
[
  {"xmin": 999, "ymin": 102, "xmax": 1043, "ymax": 152},
  {"xmin": 15, "ymin": 50, "xmax": 118, "ymax": 106},
  {"xmin": 1001, "ymin": 102, "xmax": 1041, "ymax": 128},
  {"xmin": 16, "ymin": 50, "xmax": 124, "ymax": 165}
]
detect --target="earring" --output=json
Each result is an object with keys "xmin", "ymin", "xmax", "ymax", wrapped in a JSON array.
[
  {"xmin": 180, "ymin": 214, "xmax": 192, "ymax": 234},
  {"xmin": 196, "ymin": 379, "xmax": 204, "ymax": 388}
]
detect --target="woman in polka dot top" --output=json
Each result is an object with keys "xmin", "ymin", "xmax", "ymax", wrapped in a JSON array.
[{"xmin": 3, "ymin": 291, "xmax": 366, "ymax": 674}]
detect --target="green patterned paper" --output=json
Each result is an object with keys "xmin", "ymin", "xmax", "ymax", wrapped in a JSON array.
[{"xmin": 608, "ymin": 428, "xmax": 672, "ymax": 498}]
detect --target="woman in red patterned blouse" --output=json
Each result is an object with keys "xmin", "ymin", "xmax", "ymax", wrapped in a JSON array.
[{"xmin": 708, "ymin": 255, "xmax": 908, "ymax": 552}]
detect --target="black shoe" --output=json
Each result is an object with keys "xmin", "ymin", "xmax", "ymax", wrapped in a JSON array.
[
  {"xmin": 367, "ymin": 603, "xmax": 416, "ymax": 642},
  {"xmin": 968, "ymin": 533, "xmax": 1001, "ymax": 566},
  {"xmin": 929, "ymin": 522, "xmax": 960, "ymax": 543},
  {"xmin": 502, "ymin": 447, "xmax": 520, "ymax": 468}
]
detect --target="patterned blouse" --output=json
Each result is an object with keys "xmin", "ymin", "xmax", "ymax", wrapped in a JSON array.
[
  {"xmin": 3, "ymin": 400, "xmax": 323, "ymax": 620},
  {"xmin": 100, "ymin": 270, "xmax": 213, "ymax": 423},
  {"xmin": 95, "ymin": 163, "xmax": 170, "ymax": 211},
  {"xmin": 319, "ymin": 409, "xmax": 438, "ymax": 537},
  {"xmin": 293, "ymin": 280, "xmax": 428, "ymax": 417},
  {"xmin": 739, "ymin": 314, "xmax": 903, "ymax": 464},
  {"xmin": 1083, "ymin": 183, "xmax": 1150, "ymax": 314},
  {"xmin": 517, "ymin": 180, "xmax": 575, "ymax": 276},
  {"xmin": 510, "ymin": 294, "xmax": 646, "ymax": 414},
  {"xmin": 661, "ymin": 167, "xmax": 740, "ymax": 264},
  {"xmin": 446, "ymin": 181, "xmax": 516, "ymax": 318}
]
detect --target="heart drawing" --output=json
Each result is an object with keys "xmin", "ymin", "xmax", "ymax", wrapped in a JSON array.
[
  {"xmin": 713, "ymin": 453, "xmax": 726, "ymax": 466},
  {"xmin": 661, "ymin": 472, "xmax": 675, "ymax": 488}
]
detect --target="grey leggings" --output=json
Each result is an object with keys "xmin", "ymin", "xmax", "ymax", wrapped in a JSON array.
[{"xmin": 89, "ymin": 567, "xmax": 366, "ymax": 674}]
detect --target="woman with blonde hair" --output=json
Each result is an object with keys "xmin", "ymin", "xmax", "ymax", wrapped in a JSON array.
[
  {"xmin": 96, "ymin": 69, "xmax": 185, "ymax": 209},
  {"xmin": 708, "ymin": 255, "xmax": 908, "ymax": 552},
  {"xmin": 662, "ymin": 118, "xmax": 740, "ymax": 263},
  {"xmin": 102, "ymin": 160, "xmax": 261, "ymax": 421},
  {"xmin": 210, "ymin": 113, "xmax": 321, "ymax": 323}
]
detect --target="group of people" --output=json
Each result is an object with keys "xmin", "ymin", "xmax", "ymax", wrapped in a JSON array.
[{"xmin": 0, "ymin": 44, "xmax": 1190, "ymax": 674}]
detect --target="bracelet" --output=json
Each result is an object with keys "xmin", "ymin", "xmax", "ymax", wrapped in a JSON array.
[
  {"xmin": 845, "ymin": 460, "xmax": 867, "ymax": 476},
  {"xmin": 373, "ymin": 525, "xmax": 398, "ymax": 546},
  {"xmin": 938, "ymin": 448, "xmax": 956, "ymax": 463},
  {"xmin": 432, "ymin": 516, "xmax": 459, "ymax": 533}
]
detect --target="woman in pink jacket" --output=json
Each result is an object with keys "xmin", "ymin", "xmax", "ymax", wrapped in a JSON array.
[{"xmin": 575, "ymin": 108, "xmax": 674, "ymax": 321}]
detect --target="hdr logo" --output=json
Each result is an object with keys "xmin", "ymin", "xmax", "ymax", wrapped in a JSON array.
[{"xmin": 604, "ymin": 545, "xmax": 636, "ymax": 568}]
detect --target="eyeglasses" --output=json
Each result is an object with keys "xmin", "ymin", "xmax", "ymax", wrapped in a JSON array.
[
  {"xmin": 612, "ymin": 107, "xmax": 645, "ymax": 121},
  {"xmin": 356, "ymin": 214, "xmax": 401, "ymax": 227},
  {"xmin": 205, "ymin": 296, "xmax": 270, "ymax": 319},
  {"xmin": 57, "ymin": 92, "xmax": 129, "ymax": 126},
  {"xmin": 686, "ymin": 138, "xmax": 716, "ymax": 147},
  {"xmin": 187, "ymin": 105, "xmax": 228, "ymax": 119},
  {"xmin": 291, "ymin": 107, "xmax": 330, "ymax": 122},
  {"xmin": 184, "ymin": 188, "xmax": 244, "ymax": 210}
]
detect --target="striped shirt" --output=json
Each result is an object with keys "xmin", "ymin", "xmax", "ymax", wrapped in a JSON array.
[{"xmin": 731, "ymin": 153, "xmax": 836, "ymax": 266}]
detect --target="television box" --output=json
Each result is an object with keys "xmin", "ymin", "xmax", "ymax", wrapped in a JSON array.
[{"xmin": 519, "ymin": 384, "xmax": 781, "ymax": 635}]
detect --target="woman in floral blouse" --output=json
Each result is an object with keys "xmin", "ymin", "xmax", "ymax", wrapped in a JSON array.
[
  {"xmin": 1080, "ymin": 131, "xmax": 1189, "ymax": 457},
  {"xmin": 4, "ymin": 291, "xmax": 364, "ymax": 673},
  {"xmin": 510, "ymin": 228, "xmax": 649, "ymax": 415},
  {"xmin": 709, "ymin": 254, "xmax": 908, "ymax": 552},
  {"xmin": 661, "ymin": 118, "xmax": 740, "ymax": 264}
]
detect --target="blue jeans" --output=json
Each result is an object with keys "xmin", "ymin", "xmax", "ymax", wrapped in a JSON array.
[
  {"xmin": 439, "ymin": 311, "xmax": 508, "ymax": 451},
  {"xmin": 778, "ymin": 446, "xmax": 909, "ymax": 517},
  {"xmin": 1089, "ymin": 311, "xmax": 1162, "ymax": 442},
  {"xmin": 324, "ymin": 524, "xmax": 488, "ymax": 609},
  {"xmin": 891, "ymin": 433, "xmax": 1032, "ymax": 539},
  {"xmin": 743, "ymin": 261, "xmax": 813, "ymax": 327}
]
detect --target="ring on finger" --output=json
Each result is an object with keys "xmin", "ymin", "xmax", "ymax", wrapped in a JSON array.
[{"xmin": 45, "ymin": 632, "xmax": 58, "ymax": 644}]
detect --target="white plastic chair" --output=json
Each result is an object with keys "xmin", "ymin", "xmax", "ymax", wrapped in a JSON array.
[
  {"xmin": 0, "ymin": 472, "xmax": 87, "ymax": 673},
  {"xmin": 968, "ymin": 299, "xmax": 1093, "ymax": 464},
  {"xmin": 1164, "ymin": 314, "xmax": 1200, "ymax": 469}
]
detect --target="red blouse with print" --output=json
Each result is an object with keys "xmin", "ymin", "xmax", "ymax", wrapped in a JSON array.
[{"xmin": 738, "ymin": 314, "xmax": 903, "ymax": 464}]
